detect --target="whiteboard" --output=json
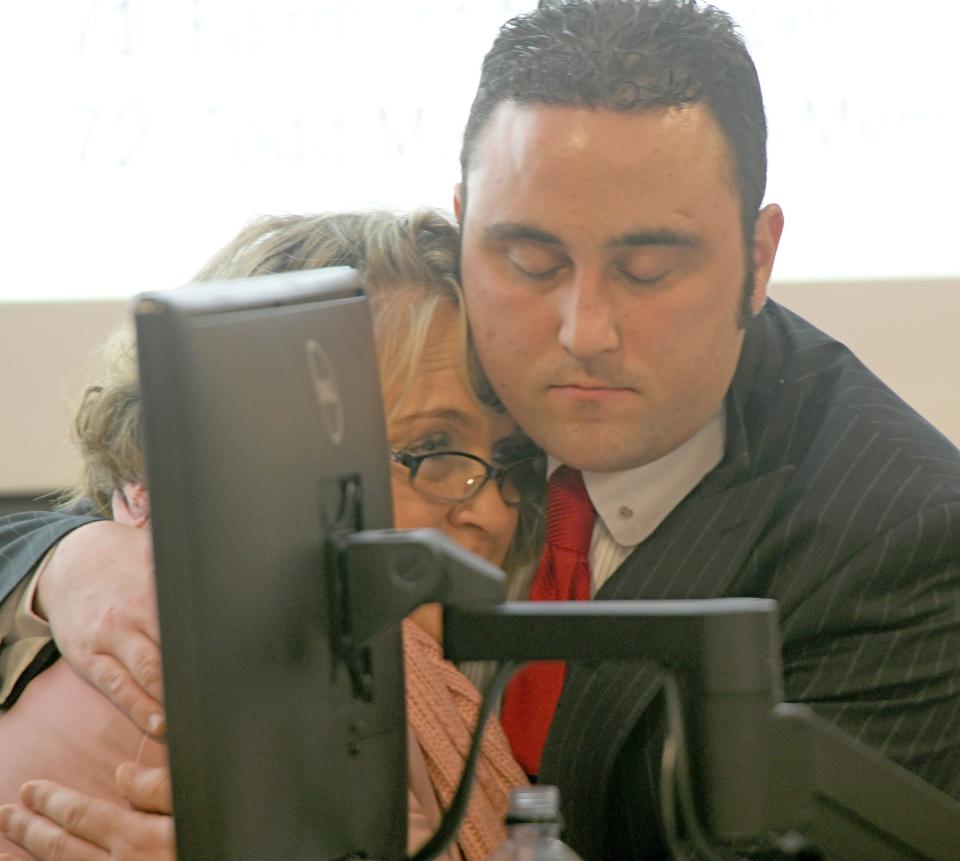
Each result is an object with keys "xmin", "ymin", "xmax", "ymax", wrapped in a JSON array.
[{"xmin": 1, "ymin": 0, "xmax": 957, "ymax": 301}]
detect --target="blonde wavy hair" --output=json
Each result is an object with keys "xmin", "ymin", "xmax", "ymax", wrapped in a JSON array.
[{"xmin": 63, "ymin": 210, "xmax": 542, "ymax": 569}]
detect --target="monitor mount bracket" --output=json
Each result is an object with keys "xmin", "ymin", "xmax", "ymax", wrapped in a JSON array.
[{"xmin": 333, "ymin": 527, "xmax": 960, "ymax": 860}]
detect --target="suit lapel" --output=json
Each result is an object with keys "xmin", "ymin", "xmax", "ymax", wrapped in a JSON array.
[{"xmin": 598, "ymin": 462, "xmax": 794, "ymax": 602}]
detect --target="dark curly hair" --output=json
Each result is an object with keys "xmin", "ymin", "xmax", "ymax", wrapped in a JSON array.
[{"xmin": 460, "ymin": 0, "xmax": 767, "ymax": 249}]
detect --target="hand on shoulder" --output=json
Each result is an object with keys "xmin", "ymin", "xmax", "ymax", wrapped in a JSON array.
[{"xmin": 37, "ymin": 520, "xmax": 165, "ymax": 736}]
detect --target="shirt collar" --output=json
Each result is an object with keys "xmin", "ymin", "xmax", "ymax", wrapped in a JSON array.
[{"xmin": 547, "ymin": 405, "xmax": 727, "ymax": 546}]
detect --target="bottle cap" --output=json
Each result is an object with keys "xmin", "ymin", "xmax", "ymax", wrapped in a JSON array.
[{"xmin": 506, "ymin": 785, "xmax": 561, "ymax": 824}]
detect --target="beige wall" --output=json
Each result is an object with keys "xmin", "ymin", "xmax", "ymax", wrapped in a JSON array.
[
  {"xmin": 1, "ymin": 300, "xmax": 128, "ymax": 493},
  {"xmin": 1, "ymin": 280, "xmax": 957, "ymax": 493}
]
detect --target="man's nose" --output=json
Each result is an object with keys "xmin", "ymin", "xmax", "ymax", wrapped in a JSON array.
[{"xmin": 557, "ymin": 271, "xmax": 620, "ymax": 360}]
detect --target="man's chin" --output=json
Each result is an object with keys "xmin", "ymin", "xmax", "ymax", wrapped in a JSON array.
[
  {"xmin": 562, "ymin": 452, "xmax": 652, "ymax": 474},
  {"xmin": 536, "ymin": 424, "xmax": 658, "ymax": 474}
]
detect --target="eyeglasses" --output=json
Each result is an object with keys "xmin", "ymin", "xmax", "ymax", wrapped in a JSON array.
[{"xmin": 389, "ymin": 449, "xmax": 545, "ymax": 506}]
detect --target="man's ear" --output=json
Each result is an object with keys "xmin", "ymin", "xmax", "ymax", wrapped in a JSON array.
[
  {"xmin": 749, "ymin": 203, "xmax": 784, "ymax": 314},
  {"xmin": 453, "ymin": 183, "xmax": 464, "ymax": 223}
]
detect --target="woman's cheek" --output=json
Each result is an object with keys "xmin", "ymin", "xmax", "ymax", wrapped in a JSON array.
[{"xmin": 390, "ymin": 479, "xmax": 434, "ymax": 531}]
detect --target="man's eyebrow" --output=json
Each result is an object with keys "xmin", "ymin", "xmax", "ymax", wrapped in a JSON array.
[
  {"xmin": 483, "ymin": 223, "xmax": 563, "ymax": 246},
  {"xmin": 482, "ymin": 223, "xmax": 699, "ymax": 250},
  {"xmin": 608, "ymin": 229, "xmax": 700, "ymax": 250}
]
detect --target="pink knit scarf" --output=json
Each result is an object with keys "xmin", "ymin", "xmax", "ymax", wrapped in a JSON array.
[{"xmin": 403, "ymin": 619, "xmax": 528, "ymax": 860}]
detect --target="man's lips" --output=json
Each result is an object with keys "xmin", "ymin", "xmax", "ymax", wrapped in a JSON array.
[
  {"xmin": 548, "ymin": 381, "xmax": 637, "ymax": 402},
  {"xmin": 550, "ymin": 380, "xmax": 635, "ymax": 393}
]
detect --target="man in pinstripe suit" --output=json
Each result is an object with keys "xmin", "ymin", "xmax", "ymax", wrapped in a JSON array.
[
  {"xmin": 451, "ymin": 1, "xmax": 960, "ymax": 856},
  {"xmin": 1, "ymin": 1, "xmax": 959, "ymax": 858}
]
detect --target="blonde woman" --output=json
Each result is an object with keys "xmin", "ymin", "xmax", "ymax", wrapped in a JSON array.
[{"xmin": 0, "ymin": 210, "xmax": 539, "ymax": 861}]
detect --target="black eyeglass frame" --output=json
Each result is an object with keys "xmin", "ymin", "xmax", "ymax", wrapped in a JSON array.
[{"xmin": 388, "ymin": 448, "xmax": 544, "ymax": 506}]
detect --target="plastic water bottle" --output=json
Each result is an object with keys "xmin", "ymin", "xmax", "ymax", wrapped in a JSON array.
[{"xmin": 486, "ymin": 786, "xmax": 582, "ymax": 860}]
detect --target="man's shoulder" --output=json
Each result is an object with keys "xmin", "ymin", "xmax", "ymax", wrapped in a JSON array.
[
  {"xmin": 759, "ymin": 300, "xmax": 934, "ymax": 417},
  {"xmin": 744, "ymin": 301, "xmax": 960, "ymax": 497}
]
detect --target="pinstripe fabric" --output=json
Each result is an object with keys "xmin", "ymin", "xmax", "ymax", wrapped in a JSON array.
[
  {"xmin": 0, "ymin": 512, "xmax": 100, "ymax": 706},
  {"xmin": 538, "ymin": 301, "xmax": 960, "ymax": 859},
  {"xmin": 0, "ymin": 511, "xmax": 100, "ymax": 604}
]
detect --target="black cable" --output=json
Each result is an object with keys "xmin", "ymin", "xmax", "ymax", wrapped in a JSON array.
[{"xmin": 406, "ymin": 660, "xmax": 519, "ymax": 861}]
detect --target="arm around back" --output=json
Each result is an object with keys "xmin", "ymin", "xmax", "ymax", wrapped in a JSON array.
[{"xmin": 0, "ymin": 513, "xmax": 165, "ymax": 736}]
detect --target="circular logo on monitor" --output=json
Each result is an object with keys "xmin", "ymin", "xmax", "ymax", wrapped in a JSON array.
[{"xmin": 305, "ymin": 339, "xmax": 344, "ymax": 445}]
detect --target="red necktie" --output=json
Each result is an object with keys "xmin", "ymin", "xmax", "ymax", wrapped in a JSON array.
[{"xmin": 500, "ymin": 465, "xmax": 595, "ymax": 777}]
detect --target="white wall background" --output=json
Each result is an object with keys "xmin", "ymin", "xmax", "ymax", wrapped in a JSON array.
[
  {"xmin": 0, "ymin": 0, "xmax": 957, "ymax": 303},
  {"xmin": 1, "ymin": 1, "xmax": 958, "ymax": 491}
]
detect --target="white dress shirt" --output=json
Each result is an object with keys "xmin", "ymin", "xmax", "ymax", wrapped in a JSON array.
[{"xmin": 548, "ymin": 406, "xmax": 727, "ymax": 594}]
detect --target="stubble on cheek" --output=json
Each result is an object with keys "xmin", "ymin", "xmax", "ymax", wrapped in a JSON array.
[{"xmin": 477, "ymin": 310, "xmax": 533, "ymax": 371}]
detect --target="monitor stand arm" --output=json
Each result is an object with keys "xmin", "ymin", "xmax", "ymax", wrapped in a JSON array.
[
  {"xmin": 337, "ymin": 527, "xmax": 508, "ymax": 648},
  {"xmin": 443, "ymin": 603, "xmax": 960, "ymax": 861},
  {"xmin": 332, "ymin": 527, "xmax": 506, "ymax": 701},
  {"xmin": 336, "ymin": 527, "xmax": 960, "ymax": 860}
]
